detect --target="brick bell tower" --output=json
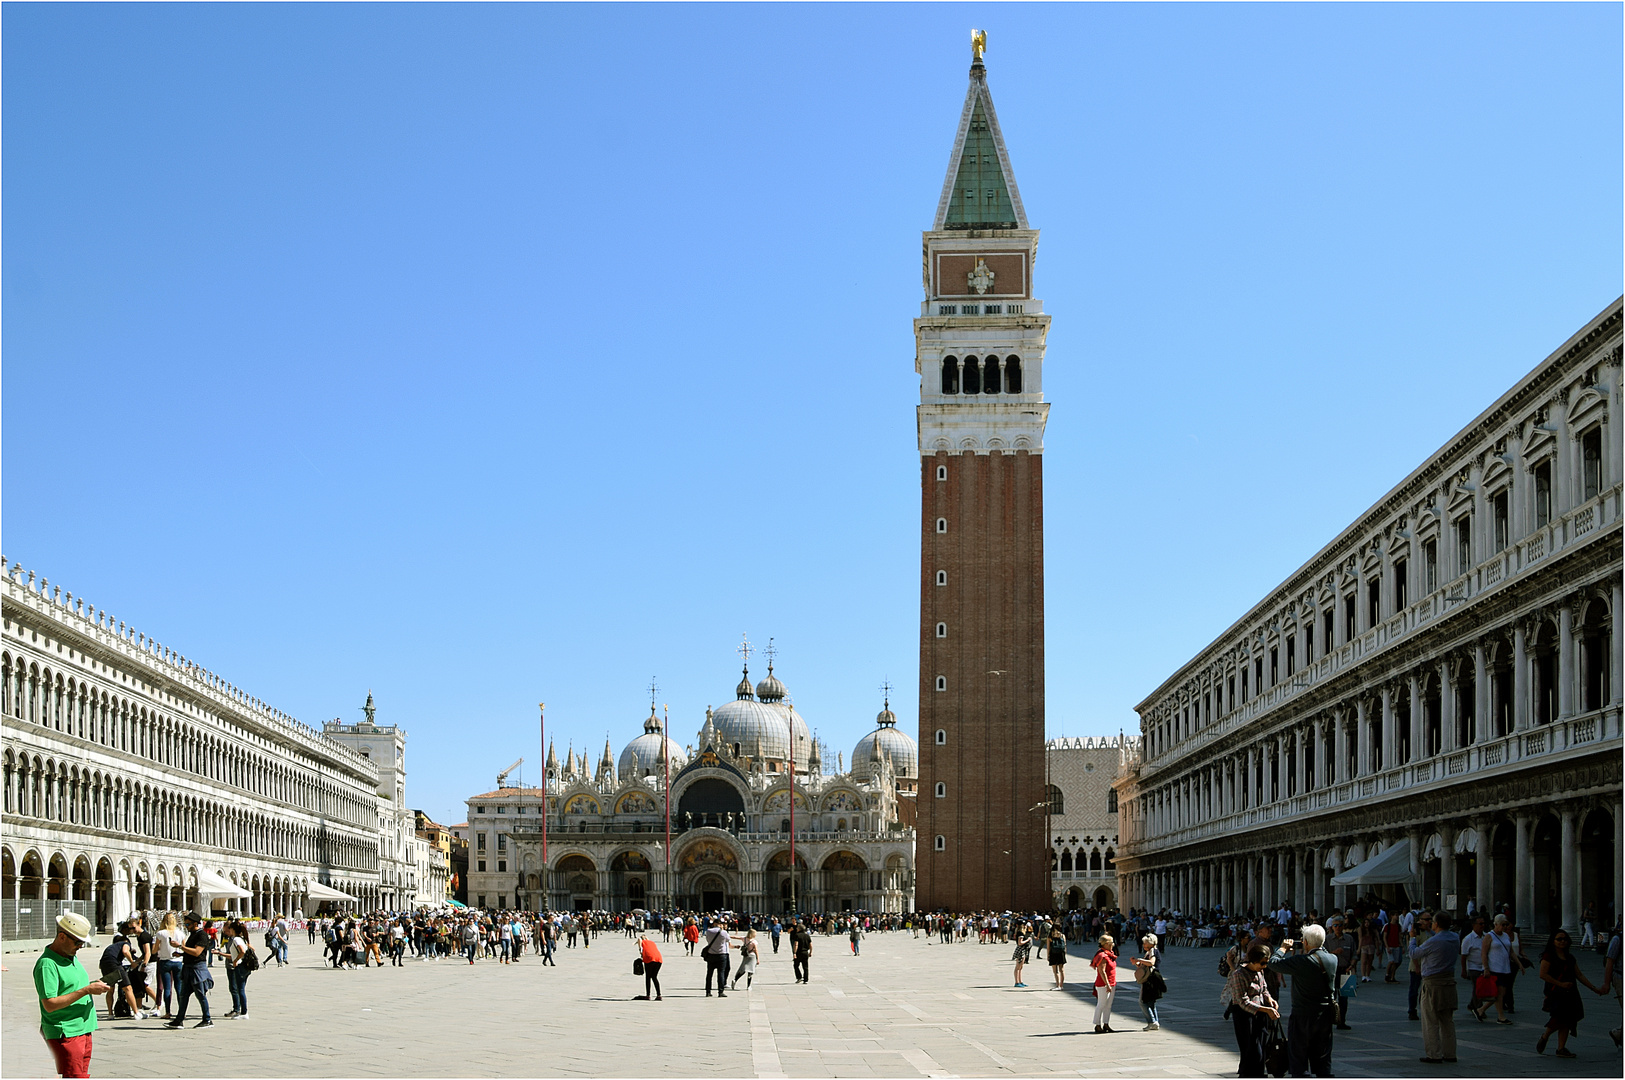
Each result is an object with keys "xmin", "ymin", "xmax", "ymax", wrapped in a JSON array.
[{"xmin": 915, "ymin": 34, "xmax": 1050, "ymax": 914}]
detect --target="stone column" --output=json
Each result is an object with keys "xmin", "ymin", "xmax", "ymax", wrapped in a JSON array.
[
  {"xmin": 1472, "ymin": 815, "xmax": 1493, "ymax": 917},
  {"xmin": 1409, "ymin": 674, "xmax": 1424, "ymax": 761},
  {"xmin": 1514, "ymin": 814, "xmax": 1533, "ymax": 933},
  {"xmin": 1380, "ymin": 685, "xmax": 1396, "ymax": 772},
  {"xmin": 1356, "ymin": 698, "xmax": 1370, "ymax": 777},
  {"xmin": 1560, "ymin": 805, "xmax": 1579, "ymax": 932},
  {"xmin": 1513, "ymin": 623, "xmax": 1530, "ymax": 731},
  {"xmin": 1613, "ymin": 581, "xmax": 1624, "ymax": 710},
  {"xmin": 1558, "ymin": 603, "xmax": 1575, "ymax": 720},
  {"xmin": 1440, "ymin": 660, "xmax": 1457, "ymax": 753},
  {"xmin": 1332, "ymin": 709, "xmax": 1346, "ymax": 784},
  {"xmin": 1245, "ymin": 747, "xmax": 1256, "ymax": 809},
  {"xmin": 1295, "ymin": 727, "xmax": 1308, "ymax": 795},
  {"xmin": 1438, "ymin": 823, "xmax": 1458, "ymax": 916},
  {"xmin": 1294, "ymin": 849, "xmax": 1308, "ymax": 912},
  {"xmin": 1407, "ymin": 828, "xmax": 1424, "ymax": 907},
  {"xmin": 1308, "ymin": 849, "xmax": 1323, "ymax": 916},
  {"xmin": 1474, "ymin": 645, "xmax": 1490, "ymax": 746}
]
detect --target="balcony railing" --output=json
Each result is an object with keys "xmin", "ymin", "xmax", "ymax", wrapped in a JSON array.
[{"xmin": 1124, "ymin": 705, "xmax": 1620, "ymax": 856}]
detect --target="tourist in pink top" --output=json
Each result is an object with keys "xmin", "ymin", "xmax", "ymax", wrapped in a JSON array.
[{"xmin": 1091, "ymin": 934, "xmax": 1118, "ymax": 1033}]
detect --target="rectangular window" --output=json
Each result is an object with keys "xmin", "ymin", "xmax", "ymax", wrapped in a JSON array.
[
  {"xmin": 1227, "ymin": 675, "xmax": 1235, "ymax": 710},
  {"xmin": 476, "ymin": 806, "xmax": 486, "ymax": 814},
  {"xmin": 1269, "ymin": 648, "xmax": 1279, "ymax": 685},
  {"xmin": 1582, "ymin": 427, "xmax": 1603, "ymax": 500},
  {"xmin": 1393, "ymin": 558, "xmax": 1407, "ymax": 609},
  {"xmin": 1286, "ymin": 638, "xmax": 1296, "ymax": 677},
  {"xmin": 497, "ymin": 834, "xmax": 506, "ymax": 851},
  {"xmin": 1344, "ymin": 595, "xmax": 1356, "ymax": 641},
  {"xmin": 1423, "ymin": 539, "xmax": 1438, "ymax": 592},
  {"xmin": 477, "ymin": 833, "xmax": 486, "ymax": 851},
  {"xmin": 497, "ymin": 860, "xmax": 506, "ymax": 873},
  {"xmin": 1367, "ymin": 578, "xmax": 1381, "ymax": 627},
  {"xmin": 1492, "ymin": 490, "xmax": 1509, "ymax": 552},
  {"xmin": 1305, "ymin": 623, "xmax": 1315, "ymax": 661},
  {"xmin": 496, "ymin": 805, "xmax": 506, "ymax": 814},
  {"xmin": 1534, "ymin": 461, "xmax": 1552, "ymax": 527},
  {"xmin": 1323, "ymin": 610, "xmax": 1334, "ymax": 654},
  {"xmin": 1254, "ymin": 657, "xmax": 1264, "ymax": 692},
  {"xmin": 477, "ymin": 895, "xmax": 486, "ymax": 908},
  {"xmin": 1456, "ymin": 516, "xmax": 1472, "ymax": 575},
  {"xmin": 1241, "ymin": 667, "xmax": 1249, "ymax": 702}
]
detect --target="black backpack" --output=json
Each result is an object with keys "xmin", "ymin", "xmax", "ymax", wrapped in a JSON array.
[{"xmin": 239, "ymin": 943, "xmax": 260, "ymax": 972}]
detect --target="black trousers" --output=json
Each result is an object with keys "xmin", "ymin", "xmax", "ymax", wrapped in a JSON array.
[
  {"xmin": 705, "ymin": 954, "xmax": 731, "ymax": 993},
  {"xmin": 1233, "ymin": 1010, "xmax": 1267, "ymax": 1078},
  {"xmin": 793, "ymin": 954, "xmax": 809, "ymax": 982},
  {"xmin": 644, "ymin": 961, "xmax": 662, "ymax": 998},
  {"xmin": 1287, "ymin": 1008, "xmax": 1335, "ymax": 1078}
]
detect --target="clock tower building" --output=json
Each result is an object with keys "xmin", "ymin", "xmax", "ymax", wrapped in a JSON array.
[{"xmin": 915, "ymin": 41, "xmax": 1051, "ymax": 913}]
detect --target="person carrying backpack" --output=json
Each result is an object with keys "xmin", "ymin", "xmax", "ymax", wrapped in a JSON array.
[{"xmin": 1266, "ymin": 924, "xmax": 1339, "ymax": 1078}]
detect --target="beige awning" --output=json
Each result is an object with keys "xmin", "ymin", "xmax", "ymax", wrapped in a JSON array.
[
  {"xmin": 196, "ymin": 869, "xmax": 251, "ymax": 899},
  {"xmin": 306, "ymin": 880, "xmax": 359, "ymax": 902}
]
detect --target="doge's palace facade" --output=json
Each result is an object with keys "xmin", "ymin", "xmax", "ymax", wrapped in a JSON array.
[
  {"xmin": 2, "ymin": 562, "xmax": 384, "ymax": 938},
  {"xmin": 1114, "ymin": 300, "xmax": 1623, "ymax": 936}
]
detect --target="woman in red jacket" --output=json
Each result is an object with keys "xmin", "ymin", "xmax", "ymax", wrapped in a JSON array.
[
  {"xmin": 637, "ymin": 935, "xmax": 663, "ymax": 1000},
  {"xmin": 1091, "ymin": 934, "xmax": 1118, "ymax": 1033}
]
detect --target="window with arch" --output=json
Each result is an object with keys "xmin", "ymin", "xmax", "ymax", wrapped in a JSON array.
[
  {"xmin": 936, "ymin": 464, "xmax": 947, "ymax": 481},
  {"xmin": 936, "ymin": 622, "xmax": 947, "ymax": 638},
  {"xmin": 936, "ymin": 518, "xmax": 947, "ymax": 534},
  {"xmin": 1059, "ymin": 849, "xmax": 1073, "ymax": 871},
  {"xmin": 1004, "ymin": 356, "xmax": 1022, "ymax": 393},
  {"xmin": 1582, "ymin": 426, "xmax": 1603, "ymax": 500},
  {"xmin": 934, "ymin": 782, "xmax": 945, "ymax": 798},
  {"xmin": 933, "ymin": 834, "xmax": 946, "ymax": 852},
  {"xmin": 1044, "ymin": 784, "xmax": 1063, "ymax": 814},
  {"xmin": 1107, "ymin": 789, "xmax": 1118, "ymax": 813},
  {"xmin": 961, "ymin": 356, "xmax": 981, "ymax": 395},
  {"xmin": 982, "ymin": 356, "xmax": 1001, "ymax": 394},
  {"xmin": 934, "ymin": 676, "xmax": 946, "ymax": 692},
  {"xmin": 936, "ymin": 570, "xmax": 947, "ymax": 586},
  {"xmin": 935, "ymin": 728, "xmax": 946, "ymax": 744},
  {"xmin": 940, "ymin": 356, "xmax": 959, "ymax": 395}
]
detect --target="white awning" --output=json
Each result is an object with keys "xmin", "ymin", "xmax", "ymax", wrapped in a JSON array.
[
  {"xmin": 195, "ymin": 869, "xmax": 252, "ymax": 899},
  {"xmin": 306, "ymin": 880, "xmax": 359, "ymax": 902},
  {"xmin": 1330, "ymin": 838, "xmax": 1417, "ymax": 887}
]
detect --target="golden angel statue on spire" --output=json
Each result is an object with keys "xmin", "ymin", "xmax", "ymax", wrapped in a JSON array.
[{"xmin": 971, "ymin": 29, "xmax": 987, "ymax": 61}]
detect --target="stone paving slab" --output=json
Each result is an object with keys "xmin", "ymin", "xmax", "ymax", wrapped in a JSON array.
[{"xmin": 2, "ymin": 933, "xmax": 1619, "ymax": 1077}]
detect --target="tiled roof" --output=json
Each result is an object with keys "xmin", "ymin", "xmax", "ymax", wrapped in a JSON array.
[{"xmin": 468, "ymin": 787, "xmax": 546, "ymax": 800}]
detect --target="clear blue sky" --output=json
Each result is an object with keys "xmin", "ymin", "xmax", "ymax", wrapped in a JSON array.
[{"xmin": 4, "ymin": 4, "xmax": 1620, "ymax": 827}]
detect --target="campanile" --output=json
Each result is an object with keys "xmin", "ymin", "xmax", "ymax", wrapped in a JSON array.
[{"xmin": 915, "ymin": 36, "xmax": 1050, "ymax": 913}]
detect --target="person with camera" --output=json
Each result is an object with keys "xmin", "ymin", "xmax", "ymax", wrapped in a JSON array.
[
  {"xmin": 1266, "ymin": 924, "xmax": 1339, "ymax": 1077},
  {"xmin": 1223, "ymin": 942, "xmax": 1279, "ymax": 1077}
]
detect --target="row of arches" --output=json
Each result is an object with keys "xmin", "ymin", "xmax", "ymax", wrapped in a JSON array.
[
  {"xmin": 939, "ymin": 355, "xmax": 1023, "ymax": 396},
  {"xmin": 2, "ymin": 652, "xmax": 371, "ymax": 829},
  {"xmin": 4, "ymin": 748, "xmax": 376, "ymax": 875}
]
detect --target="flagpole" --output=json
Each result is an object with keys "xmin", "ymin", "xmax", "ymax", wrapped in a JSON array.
[
  {"xmin": 789, "ymin": 719, "xmax": 796, "ymax": 917},
  {"xmin": 663, "ymin": 704, "xmax": 672, "ymax": 911},
  {"xmin": 546, "ymin": 698, "xmax": 552, "ymax": 909}
]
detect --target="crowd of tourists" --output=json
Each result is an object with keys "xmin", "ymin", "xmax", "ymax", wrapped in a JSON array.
[{"xmin": 34, "ymin": 897, "xmax": 1621, "ymax": 1079}]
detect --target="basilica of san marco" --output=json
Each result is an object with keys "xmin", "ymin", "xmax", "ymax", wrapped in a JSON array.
[{"xmin": 463, "ymin": 662, "xmax": 919, "ymax": 914}]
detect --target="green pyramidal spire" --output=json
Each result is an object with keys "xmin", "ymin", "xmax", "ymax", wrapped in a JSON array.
[{"xmin": 934, "ymin": 49, "xmax": 1027, "ymax": 231}]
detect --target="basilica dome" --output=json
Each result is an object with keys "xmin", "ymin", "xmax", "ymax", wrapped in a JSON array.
[
  {"xmin": 619, "ymin": 707, "xmax": 688, "ymax": 780},
  {"xmin": 852, "ymin": 700, "xmax": 918, "ymax": 781},
  {"xmin": 706, "ymin": 666, "xmax": 812, "ymax": 764}
]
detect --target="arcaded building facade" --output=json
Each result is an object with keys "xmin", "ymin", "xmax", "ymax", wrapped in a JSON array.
[
  {"xmin": 2, "ymin": 562, "xmax": 386, "ymax": 937},
  {"xmin": 1114, "ymin": 300, "xmax": 1623, "ymax": 935},
  {"xmin": 1046, "ymin": 736, "xmax": 1140, "ymax": 911},
  {"xmin": 916, "ymin": 43, "xmax": 1050, "ymax": 914}
]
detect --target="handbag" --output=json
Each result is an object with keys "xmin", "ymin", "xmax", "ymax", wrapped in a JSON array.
[
  {"xmin": 633, "ymin": 957, "xmax": 645, "ymax": 975},
  {"xmin": 1474, "ymin": 972, "xmax": 1499, "ymax": 1000},
  {"xmin": 1261, "ymin": 1016, "xmax": 1290, "ymax": 1078},
  {"xmin": 1338, "ymin": 969, "xmax": 1358, "ymax": 999}
]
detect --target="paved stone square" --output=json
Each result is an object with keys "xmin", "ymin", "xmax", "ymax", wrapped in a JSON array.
[{"xmin": 4, "ymin": 933, "xmax": 1619, "ymax": 1077}]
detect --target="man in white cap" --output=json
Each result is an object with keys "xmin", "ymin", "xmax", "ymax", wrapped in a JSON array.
[{"xmin": 34, "ymin": 912, "xmax": 109, "ymax": 1078}]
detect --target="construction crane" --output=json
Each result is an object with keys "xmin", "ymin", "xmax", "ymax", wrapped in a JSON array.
[{"xmin": 496, "ymin": 757, "xmax": 523, "ymax": 789}]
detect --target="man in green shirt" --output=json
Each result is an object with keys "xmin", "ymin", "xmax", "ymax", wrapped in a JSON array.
[{"xmin": 34, "ymin": 912, "xmax": 109, "ymax": 1078}]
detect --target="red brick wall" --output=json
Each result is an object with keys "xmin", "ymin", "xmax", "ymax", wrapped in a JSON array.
[{"xmin": 917, "ymin": 449, "xmax": 1047, "ymax": 912}]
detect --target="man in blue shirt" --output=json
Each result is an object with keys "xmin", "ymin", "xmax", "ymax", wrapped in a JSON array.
[
  {"xmin": 771, "ymin": 918, "xmax": 782, "ymax": 954},
  {"xmin": 1409, "ymin": 912, "xmax": 1461, "ymax": 1064}
]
